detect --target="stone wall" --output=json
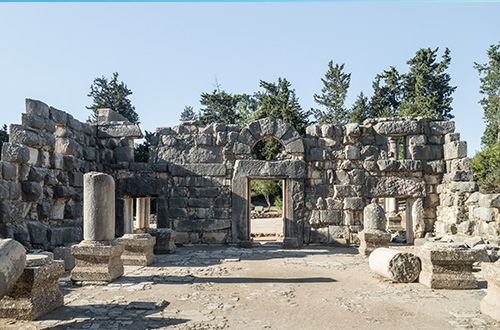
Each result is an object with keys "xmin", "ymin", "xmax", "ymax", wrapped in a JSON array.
[
  {"xmin": 0, "ymin": 98, "xmax": 486, "ymax": 249},
  {"xmin": 0, "ymin": 100, "xmax": 141, "ymax": 249}
]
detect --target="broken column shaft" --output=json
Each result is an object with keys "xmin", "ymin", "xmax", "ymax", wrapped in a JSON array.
[{"xmin": 369, "ymin": 248, "xmax": 421, "ymax": 283}]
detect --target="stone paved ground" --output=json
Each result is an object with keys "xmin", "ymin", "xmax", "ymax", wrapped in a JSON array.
[{"xmin": 1, "ymin": 244, "xmax": 499, "ymax": 330}]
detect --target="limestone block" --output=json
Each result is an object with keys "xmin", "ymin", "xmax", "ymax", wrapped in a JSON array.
[
  {"xmin": 1, "ymin": 143, "xmax": 30, "ymax": 164},
  {"xmin": 369, "ymin": 248, "xmax": 421, "ymax": 283},
  {"xmin": 418, "ymin": 242, "xmax": 477, "ymax": 289},
  {"xmin": 408, "ymin": 145, "xmax": 443, "ymax": 160},
  {"xmin": 366, "ymin": 176, "xmax": 425, "ymax": 198},
  {"xmin": 0, "ymin": 255, "xmax": 64, "ymax": 320},
  {"xmin": 201, "ymin": 232, "xmax": 227, "ymax": 244},
  {"xmin": 374, "ymin": 121, "xmax": 420, "ymax": 135},
  {"xmin": 363, "ymin": 200, "xmax": 386, "ymax": 230},
  {"xmin": 344, "ymin": 197, "xmax": 365, "ymax": 211},
  {"xmin": 117, "ymin": 233, "xmax": 156, "ymax": 266},
  {"xmin": 481, "ymin": 261, "xmax": 500, "ymax": 321},
  {"xmin": 450, "ymin": 182, "xmax": 478, "ymax": 193},
  {"xmin": 26, "ymin": 99, "xmax": 50, "ymax": 119},
  {"xmin": 444, "ymin": 141, "xmax": 467, "ymax": 160},
  {"xmin": 9, "ymin": 124, "xmax": 55, "ymax": 149},
  {"xmin": 426, "ymin": 121, "xmax": 455, "ymax": 135},
  {"xmin": 345, "ymin": 145, "xmax": 361, "ymax": 160},
  {"xmin": 149, "ymin": 228, "xmax": 177, "ymax": 254},
  {"xmin": 345, "ymin": 123, "xmax": 361, "ymax": 136},
  {"xmin": 283, "ymin": 237, "xmax": 300, "ymax": 249},
  {"xmin": 97, "ymin": 124, "xmax": 143, "ymax": 139},
  {"xmin": 358, "ymin": 230, "xmax": 391, "ymax": 257},
  {"xmin": 71, "ymin": 240, "xmax": 124, "ymax": 283},
  {"xmin": 479, "ymin": 194, "xmax": 500, "ymax": 208},
  {"xmin": 0, "ymin": 239, "xmax": 26, "ymax": 300},
  {"xmin": 49, "ymin": 106, "xmax": 68, "ymax": 126}
]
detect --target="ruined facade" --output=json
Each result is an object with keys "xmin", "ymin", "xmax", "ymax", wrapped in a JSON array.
[{"xmin": 0, "ymin": 99, "xmax": 489, "ymax": 250}]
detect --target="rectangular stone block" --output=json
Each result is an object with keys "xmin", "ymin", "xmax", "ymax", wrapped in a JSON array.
[
  {"xmin": 444, "ymin": 141, "xmax": 467, "ymax": 160},
  {"xmin": 71, "ymin": 241, "xmax": 124, "ymax": 283}
]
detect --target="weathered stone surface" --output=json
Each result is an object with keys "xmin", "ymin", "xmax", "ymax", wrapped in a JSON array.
[
  {"xmin": 444, "ymin": 141, "xmax": 467, "ymax": 160},
  {"xmin": 1, "ymin": 143, "xmax": 30, "ymax": 164},
  {"xmin": 0, "ymin": 239, "xmax": 26, "ymax": 300},
  {"xmin": 363, "ymin": 200, "xmax": 386, "ymax": 231},
  {"xmin": 450, "ymin": 181, "xmax": 478, "ymax": 193},
  {"xmin": 71, "ymin": 240, "xmax": 124, "ymax": 283},
  {"xmin": 26, "ymin": 99, "xmax": 50, "ymax": 119},
  {"xmin": 117, "ymin": 233, "xmax": 156, "ymax": 266},
  {"xmin": 418, "ymin": 242, "xmax": 477, "ymax": 289},
  {"xmin": 97, "ymin": 124, "xmax": 143, "ymax": 138},
  {"xmin": 149, "ymin": 228, "xmax": 176, "ymax": 254},
  {"xmin": 344, "ymin": 197, "xmax": 365, "ymax": 211},
  {"xmin": 169, "ymin": 164, "xmax": 226, "ymax": 177},
  {"xmin": 374, "ymin": 121, "xmax": 420, "ymax": 135},
  {"xmin": 83, "ymin": 172, "xmax": 115, "ymax": 241},
  {"xmin": 0, "ymin": 256, "xmax": 64, "ymax": 320},
  {"xmin": 369, "ymin": 248, "xmax": 421, "ymax": 283},
  {"xmin": 233, "ymin": 160, "xmax": 306, "ymax": 179},
  {"xmin": 481, "ymin": 261, "xmax": 500, "ymax": 321},
  {"xmin": 174, "ymin": 219, "xmax": 230, "ymax": 232},
  {"xmin": 358, "ymin": 230, "xmax": 391, "ymax": 257},
  {"xmin": 366, "ymin": 176, "xmax": 425, "ymax": 198},
  {"xmin": 53, "ymin": 245, "xmax": 76, "ymax": 271}
]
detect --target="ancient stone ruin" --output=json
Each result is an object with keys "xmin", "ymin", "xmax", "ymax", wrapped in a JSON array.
[{"xmin": 3, "ymin": 98, "xmax": 500, "ymax": 322}]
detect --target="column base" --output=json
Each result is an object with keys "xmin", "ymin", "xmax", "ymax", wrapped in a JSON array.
[
  {"xmin": 0, "ymin": 255, "xmax": 64, "ymax": 321},
  {"xmin": 149, "ymin": 228, "xmax": 177, "ymax": 254},
  {"xmin": 117, "ymin": 233, "xmax": 156, "ymax": 266},
  {"xmin": 71, "ymin": 240, "xmax": 124, "ymax": 284},
  {"xmin": 358, "ymin": 230, "xmax": 391, "ymax": 257}
]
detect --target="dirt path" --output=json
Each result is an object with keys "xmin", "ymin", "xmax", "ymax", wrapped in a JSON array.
[{"xmin": 1, "ymin": 245, "xmax": 498, "ymax": 330}]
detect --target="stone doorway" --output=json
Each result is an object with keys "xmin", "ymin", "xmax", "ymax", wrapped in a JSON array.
[{"xmin": 249, "ymin": 178, "xmax": 285, "ymax": 242}]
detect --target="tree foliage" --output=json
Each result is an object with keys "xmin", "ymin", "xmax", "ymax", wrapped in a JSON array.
[
  {"xmin": 254, "ymin": 78, "xmax": 310, "ymax": 135},
  {"xmin": 349, "ymin": 92, "xmax": 371, "ymax": 124},
  {"xmin": 370, "ymin": 67, "xmax": 402, "ymax": 118},
  {"xmin": 474, "ymin": 42, "xmax": 500, "ymax": 148},
  {"xmin": 0, "ymin": 124, "xmax": 8, "ymax": 150},
  {"xmin": 313, "ymin": 61, "xmax": 351, "ymax": 125},
  {"xmin": 199, "ymin": 89, "xmax": 256, "ymax": 127},
  {"xmin": 251, "ymin": 180, "xmax": 281, "ymax": 211},
  {"xmin": 180, "ymin": 106, "xmax": 198, "ymax": 122},
  {"xmin": 134, "ymin": 130, "xmax": 154, "ymax": 163},
  {"xmin": 471, "ymin": 142, "xmax": 500, "ymax": 193},
  {"xmin": 399, "ymin": 47, "xmax": 456, "ymax": 120},
  {"xmin": 87, "ymin": 72, "xmax": 139, "ymax": 124}
]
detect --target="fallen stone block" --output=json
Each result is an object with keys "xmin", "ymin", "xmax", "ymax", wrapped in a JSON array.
[
  {"xmin": 418, "ymin": 242, "xmax": 477, "ymax": 289},
  {"xmin": 481, "ymin": 260, "xmax": 500, "ymax": 321},
  {"xmin": 71, "ymin": 240, "xmax": 124, "ymax": 283},
  {"xmin": 369, "ymin": 248, "xmax": 421, "ymax": 283},
  {"xmin": 0, "ymin": 254, "xmax": 64, "ymax": 320}
]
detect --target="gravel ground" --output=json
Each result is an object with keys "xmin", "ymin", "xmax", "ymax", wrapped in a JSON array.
[{"xmin": 1, "ymin": 244, "xmax": 499, "ymax": 330}]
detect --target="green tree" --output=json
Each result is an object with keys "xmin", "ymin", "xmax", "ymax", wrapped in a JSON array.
[
  {"xmin": 251, "ymin": 180, "xmax": 281, "ymax": 211},
  {"xmin": 350, "ymin": 92, "xmax": 371, "ymax": 124},
  {"xmin": 253, "ymin": 78, "xmax": 310, "ymax": 160},
  {"xmin": 180, "ymin": 106, "xmax": 198, "ymax": 122},
  {"xmin": 0, "ymin": 124, "xmax": 8, "ymax": 149},
  {"xmin": 254, "ymin": 78, "xmax": 310, "ymax": 135},
  {"xmin": 199, "ymin": 89, "xmax": 242, "ymax": 125},
  {"xmin": 313, "ymin": 61, "xmax": 351, "ymax": 125},
  {"xmin": 134, "ymin": 130, "xmax": 154, "ymax": 163},
  {"xmin": 471, "ymin": 142, "xmax": 500, "ymax": 193},
  {"xmin": 474, "ymin": 42, "xmax": 500, "ymax": 148},
  {"xmin": 399, "ymin": 48, "xmax": 456, "ymax": 120},
  {"xmin": 87, "ymin": 72, "xmax": 139, "ymax": 124},
  {"xmin": 369, "ymin": 67, "xmax": 402, "ymax": 118}
]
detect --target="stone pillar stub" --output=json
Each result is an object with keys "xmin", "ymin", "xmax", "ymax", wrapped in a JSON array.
[
  {"xmin": 418, "ymin": 242, "xmax": 477, "ymax": 289},
  {"xmin": 83, "ymin": 172, "xmax": 115, "ymax": 241},
  {"xmin": 481, "ymin": 260, "xmax": 500, "ymax": 321},
  {"xmin": 0, "ymin": 239, "xmax": 27, "ymax": 300},
  {"xmin": 117, "ymin": 233, "xmax": 156, "ymax": 266},
  {"xmin": 149, "ymin": 228, "xmax": 177, "ymax": 254},
  {"xmin": 0, "ymin": 255, "xmax": 64, "ymax": 320},
  {"xmin": 359, "ymin": 200, "xmax": 391, "ymax": 256},
  {"xmin": 71, "ymin": 240, "xmax": 124, "ymax": 283}
]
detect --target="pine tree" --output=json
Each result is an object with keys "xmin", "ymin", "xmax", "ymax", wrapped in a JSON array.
[
  {"xmin": 399, "ymin": 48, "xmax": 456, "ymax": 120},
  {"xmin": 474, "ymin": 42, "xmax": 500, "ymax": 148},
  {"xmin": 134, "ymin": 130, "xmax": 154, "ymax": 163},
  {"xmin": 369, "ymin": 67, "xmax": 402, "ymax": 118},
  {"xmin": 199, "ymin": 90, "xmax": 242, "ymax": 125},
  {"xmin": 180, "ymin": 106, "xmax": 198, "ymax": 122},
  {"xmin": 350, "ymin": 92, "xmax": 371, "ymax": 124},
  {"xmin": 0, "ymin": 124, "xmax": 8, "ymax": 149},
  {"xmin": 87, "ymin": 72, "xmax": 139, "ymax": 124},
  {"xmin": 313, "ymin": 61, "xmax": 351, "ymax": 125}
]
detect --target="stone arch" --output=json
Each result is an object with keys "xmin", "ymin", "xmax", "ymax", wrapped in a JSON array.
[{"xmin": 232, "ymin": 118, "xmax": 304, "ymax": 158}]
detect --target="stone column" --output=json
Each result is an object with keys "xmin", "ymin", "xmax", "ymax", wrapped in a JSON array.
[
  {"xmin": 136, "ymin": 197, "xmax": 151, "ymax": 231},
  {"xmin": 406, "ymin": 198, "xmax": 425, "ymax": 244},
  {"xmin": 0, "ymin": 254, "xmax": 64, "ymax": 320},
  {"xmin": 358, "ymin": 199, "xmax": 392, "ymax": 256},
  {"xmin": 0, "ymin": 239, "xmax": 26, "ymax": 300},
  {"xmin": 418, "ymin": 242, "xmax": 477, "ymax": 289},
  {"xmin": 481, "ymin": 260, "xmax": 500, "ymax": 321},
  {"xmin": 124, "ymin": 197, "xmax": 134, "ymax": 234},
  {"xmin": 369, "ymin": 248, "xmax": 421, "ymax": 283},
  {"xmin": 386, "ymin": 137, "xmax": 403, "ymax": 231},
  {"xmin": 71, "ymin": 172, "xmax": 124, "ymax": 284}
]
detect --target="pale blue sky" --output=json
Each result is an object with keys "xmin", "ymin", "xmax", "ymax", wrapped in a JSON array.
[{"xmin": 0, "ymin": 2, "xmax": 498, "ymax": 155}]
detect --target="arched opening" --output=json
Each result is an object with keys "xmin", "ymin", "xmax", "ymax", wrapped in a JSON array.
[{"xmin": 252, "ymin": 136, "xmax": 286, "ymax": 160}]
